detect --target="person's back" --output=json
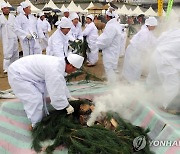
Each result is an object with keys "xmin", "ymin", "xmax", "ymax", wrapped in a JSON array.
[
  {"xmin": 105, "ymin": 18, "xmax": 121, "ymax": 53},
  {"xmin": 96, "ymin": 9, "xmax": 122, "ymax": 83},
  {"xmin": 8, "ymin": 53, "xmax": 84, "ymax": 128},
  {"xmin": 147, "ymin": 28, "xmax": 180, "ymax": 111},
  {"xmin": 130, "ymin": 26, "xmax": 155, "ymax": 51},
  {"xmin": 97, "ymin": 18, "xmax": 122, "ymax": 60},
  {"xmin": 8, "ymin": 54, "xmax": 65, "ymax": 82},
  {"xmin": 122, "ymin": 17, "xmax": 158, "ymax": 83}
]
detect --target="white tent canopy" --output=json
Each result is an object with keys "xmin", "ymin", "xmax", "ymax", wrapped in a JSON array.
[
  {"xmin": 60, "ymin": 4, "xmax": 66, "ymax": 11},
  {"xmin": 7, "ymin": 1, "xmax": 12, "ymax": 7},
  {"xmin": 117, "ymin": 5, "xmax": 129, "ymax": 15},
  {"xmin": 25, "ymin": 0, "xmax": 41, "ymax": 13},
  {"xmin": 162, "ymin": 9, "xmax": 166, "ymax": 16},
  {"xmin": 42, "ymin": 3, "xmax": 48, "ymax": 10},
  {"xmin": 0, "ymin": 0, "xmax": 5, "ymax": 4},
  {"xmin": 44, "ymin": 0, "xmax": 60, "ymax": 10},
  {"xmin": 128, "ymin": 8, "xmax": 134, "ymax": 16},
  {"xmin": 170, "ymin": 9, "xmax": 178, "ymax": 18},
  {"xmin": 145, "ymin": 7, "xmax": 157, "ymax": 16},
  {"xmin": 67, "ymin": 1, "xmax": 79, "ymax": 12},
  {"xmin": 84, "ymin": 2, "xmax": 94, "ymax": 12},
  {"xmin": 77, "ymin": 4, "xmax": 87, "ymax": 13},
  {"xmin": 85, "ymin": 2, "xmax": 94, "ymax": 10},
  {"xmin": 133, "ymin": 6, "xmax": 144, "ymax": 15}
]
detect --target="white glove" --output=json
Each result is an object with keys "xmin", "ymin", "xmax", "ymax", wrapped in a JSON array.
[
  {"xmin": 75, "ymin": 39, "xmax": 80, "ymax": 43},
  {"xmin": 75, "ymin": 39, "xmax": 82, "ymax": 43},
  {"xmin": 39, "ymin": 38, "xmax": 43, "ymax": 43},
  {"xmin": 66, "ymin": 104, "xmax": 74, "ymax": 114},
  {"xmin": 68, "ymin": 96, "xmax": 79, "ymax": 101},
  {"xmin": 26, "ymin": 34, "xmax": 33, "ymax": 40}
]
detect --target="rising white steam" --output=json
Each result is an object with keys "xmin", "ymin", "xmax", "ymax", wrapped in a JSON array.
[
  {"xmin": 88, "ymin": 10, "xmax": 180, "ymax": 126},
  {"xmin": 87, "ymin": 82, "xmax": 155, "ymax": 126}
]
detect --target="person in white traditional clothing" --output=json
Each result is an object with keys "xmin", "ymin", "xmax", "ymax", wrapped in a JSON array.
[
  {"xmin": 55, "ymin": 8, "xmax": 70, "ymax": 28},
  {"xmin": 37, "ymin": 12, "xmax": 51, "ymax": 50},
  {"xmin": 68, "ymin": 12, "xmax": 83, "ymax": 42},
  {"xmin": 122, "ymin": 17, "xmax": 158, "ymax": 83},
  {"xmin": 0, "ymin": 2, "xmax": 19, "ymax": 73},
  {"xmin": 83, "ymin": 14, "xmax": 99, "ymax": 67},
  {"xmin": 14, "ymin": 2, "xmax": 42, "ymax": 56},
  {"xmin": 16, "ymin": 5, "xmax": 24, "ymax": 15},
  {"xmin": 96, "ymin": 9, "xmax": 122, "ymax": 83},
  {"xmin": 46, "ymin": 17, "xmax": 72, "ymax": 57},
  {"xmin": 63, "ymin": 8, "xmax": 70, "ymax": 18},
  {"xmin": 119, "ymin": 24, "xmax": 128, "ymax": 58},
  {"xmin": 146, "ymin": 28, "xmax": 180, "ymax": 112},
  {"xmin": 8, "ymin": 54, "xmax": 84, "ymax": 128}
]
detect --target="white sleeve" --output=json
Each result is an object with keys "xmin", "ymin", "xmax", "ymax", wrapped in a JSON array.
[
  {"xmin": 67, "ymin": 30, "xmax": 76, "ymax": 42},
  {"xmin": 83, "ymin": 24, "xmax": 92, "ymax": 36},
  {"xmin": 45, "ymin": 68, "xmax": 69, "ymax": 110},
  {"xmin": 96, "ymin": 25, "xmax": 116, "ymax": 50},
  {"xmin": 37, "ymin": 20, "xmax": 45, "ymax": 39},
  {"xmin": 133, "ymin": 31, "xmax": 152, "ymax": 52},
  {"xmin": 47, "ymin": 21, "xmax": 51, "ymax": 32},
  {"xmin": 14, "ymin": 16, "xmax": 29, "ymax": 40}
]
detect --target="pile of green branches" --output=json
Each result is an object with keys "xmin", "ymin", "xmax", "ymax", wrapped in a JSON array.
[
  {"xmin": 65, "ymin": 67, "xmax": 103, "ymax": 82},
  {"xmin": 128, "ymin": 25, "xmax": 137, "ymax": 37},
  {"xmin": 67, "ymin": 37, "xmax": 103, "ymax": 82},
  {"xmin": 31, "ymin": 99, "xmax": 153, "ymax": 154},
  {"xmin": 68, "ymin": 36, "xmax": 88, "ymax": 59}
]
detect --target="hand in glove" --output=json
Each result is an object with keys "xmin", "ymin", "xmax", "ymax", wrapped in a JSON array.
[
  {"xmin": 74, "ymin": 39, "xmax": 82, "ymax": 43},
  {"xmin": 39, "ymin": 38, "xmax": 44, "ymax": 43},
  {"xmin": 26, "ymin": 34, "xmax": 33, "ymax": 40},
  {"xmin": 68, "ymin": 96, "xmax": 79, "ymax": 101},
  {"xmin": 66, "ymin": 104, "xmax": 74, "ymax": 114}
]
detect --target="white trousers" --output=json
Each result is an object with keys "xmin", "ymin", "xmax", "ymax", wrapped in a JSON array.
[
  {"xmin": 8, "ymin": 68, "xmax": 44, "ymax": 126},
  {"xmin": 3, "ymin": 52, "xmax": 19, "ymax": 71},
  {"xmin": 86, "ymin": 47, "xmax": 98, "ymax": 65},
  {"xmin": 122, "ymin": 45, "xmax": 143, "ymax": 83},
  {"xmin": 3, "ymin": 38, "xmax": 19, "ymax": 71},
  {"xmin": 39, "ymin": 34, "xmax": 49, "ymax": 50},
  {"xmin": 21, "ymin": 38, "xmax": 42, "ymax": 56},
  {"xmin": 102, "ymin": 52, "xmax": 118, "ymax": 83}
]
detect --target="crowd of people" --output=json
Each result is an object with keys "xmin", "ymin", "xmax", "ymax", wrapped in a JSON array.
[{"xmin": 0, "ymin": 1, "xmax": 180, "ymax": 128}]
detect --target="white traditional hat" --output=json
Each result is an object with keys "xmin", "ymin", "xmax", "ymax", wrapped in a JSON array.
[
  {"xmin": 145, "ymin": 17, "xmax": 158, "ymax": 26},
  {"xmin": 20, "ymin": 2, "xmax": 30, "ymax": 9},
  {"xmin": 1, "ymin": 2, "xmax": 8, "ymax": 9},
  {"xmin": 67, "ymin": 54, "xmax": 84, "ymax": 69},
  {"xmin": 70, "ymin": 12, "xmax": 79, "ymax": 21},
  {"xmin": 87, "ymin": 14, "xmax": 94, "ymax": 21},
  {"xmin": 17, "ymin": 6, "xmax": 24, "ymax": 14},
  {"xmin": 39, "ymin": 12, "xmax": 45, "ymax": 17},
  {"xmin": 58, "ymin": 17, "xmax": 72, "ymax": 28},
  {"xmin": 63, "ymin": 8, "xmax": 69, "ymax": 13},
  {"xmin": 106, "ymin": 10, "xmax": 115, "ymax": 17}
]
